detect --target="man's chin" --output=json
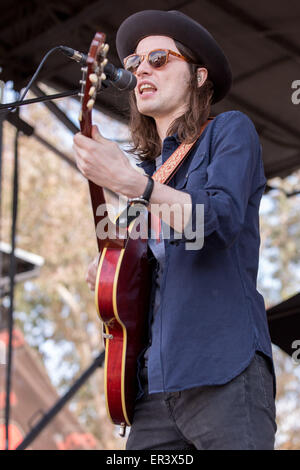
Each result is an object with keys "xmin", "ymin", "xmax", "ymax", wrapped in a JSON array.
[{"xmin": 137, "ymin": 104, "xmax": 158, "ymax": 118}]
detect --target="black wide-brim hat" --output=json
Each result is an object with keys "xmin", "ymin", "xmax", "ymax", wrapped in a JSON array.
[{"xmin": 116, "ymin": 10, "xmax": 232, "ymax": 103}]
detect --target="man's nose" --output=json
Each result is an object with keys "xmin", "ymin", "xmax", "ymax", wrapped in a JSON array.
[{"xmin": 136, "ymin": 56, "xmax": 152, "ymax": 76}]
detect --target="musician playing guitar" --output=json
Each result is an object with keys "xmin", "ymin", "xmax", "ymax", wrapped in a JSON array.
[{"xmin": 73, "ymin": 10, "xmax": 277, "ymax": 450}]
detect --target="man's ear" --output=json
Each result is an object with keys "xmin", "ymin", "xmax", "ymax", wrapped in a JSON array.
[{"xmin": 197, "ymin": 67, "xmax": 208, "ymax": 88}]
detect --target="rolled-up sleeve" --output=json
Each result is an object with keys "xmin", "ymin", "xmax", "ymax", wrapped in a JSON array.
[{"xmin": 181, "ymin": 111, "xmax": 264, "ymax": 248}]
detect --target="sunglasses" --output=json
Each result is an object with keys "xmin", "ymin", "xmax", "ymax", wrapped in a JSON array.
[{"xmin": 123, "ymin": 49, "xmax": 190, "ymax": 74}]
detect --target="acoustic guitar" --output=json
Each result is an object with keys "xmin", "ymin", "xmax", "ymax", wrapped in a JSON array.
[{"xmin": 78, "ymin": 32, "xmax": 150, "ymax": 437}]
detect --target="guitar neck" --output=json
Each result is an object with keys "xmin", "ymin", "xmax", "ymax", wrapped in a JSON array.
[{"xmin": 78, "ymin": 33, "xmax": 126, "ymax": 251}]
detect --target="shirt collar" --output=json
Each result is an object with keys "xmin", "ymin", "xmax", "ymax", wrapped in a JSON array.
[{"xmin": 136, "ymin": 132, "xmax": 181, "ymax": 174}]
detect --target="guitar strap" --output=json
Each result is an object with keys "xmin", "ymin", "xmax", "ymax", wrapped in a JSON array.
[
  {"xmin": 150, "ymin": 117, "xmax": 214, "ymax": 241},
  {"xmin": 152, "ymin": 117, "xmax": 214, "ymax": 184},
  {"xmin": 117, "ymin": 117, "xmax": 214, "ymax": 229}
]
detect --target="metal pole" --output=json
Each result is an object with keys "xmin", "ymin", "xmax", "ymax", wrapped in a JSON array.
[
  {"xmin": 0, "ymin": 90, "xmax": 79, "ymax": 112},
  {"xmin": 0, "ymin": 79, "xmax": 5, "ymax": 293},
  {"xmin": 16, "ymin": 351, "xmax": 105, "ymax": 450},
  {"xmin": 5, "ymin": 111, "xmax": 20, "ymax": 450}
]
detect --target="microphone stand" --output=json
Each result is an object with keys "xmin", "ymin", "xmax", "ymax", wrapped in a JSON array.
[
  {"xmin": 0, "ymin": 78, "xmax": 112, "ymax": 113},
  {"xmin": 0, "ymin": 84, "xmax": 107, "ymax": 450},
  {"xmin": 0, "ymin": 89, "xmax": 80, "ymax": 112}
]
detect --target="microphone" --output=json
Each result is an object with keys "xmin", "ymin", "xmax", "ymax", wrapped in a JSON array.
[{"xmin": 59, "ymin": 46, "xmax": 137, "ymax": 91}]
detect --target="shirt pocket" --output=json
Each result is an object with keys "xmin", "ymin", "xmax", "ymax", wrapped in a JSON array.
[{"xmin": 175, "ymin": 153, "xmax": 207, "ymax": 190}]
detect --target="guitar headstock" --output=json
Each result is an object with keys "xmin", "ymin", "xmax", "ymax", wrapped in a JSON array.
[{"xmin": 78, "ymin": 32, "xmax": 109, "ymax": 137}]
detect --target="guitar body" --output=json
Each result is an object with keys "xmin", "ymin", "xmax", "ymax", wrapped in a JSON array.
[
  {"xmin": 95, "ymin": 232, "xmax": 150, "ymax": 426},
  {"xmin": 78, "ymin": 33, "xmax": 153, "ymax": 431}
]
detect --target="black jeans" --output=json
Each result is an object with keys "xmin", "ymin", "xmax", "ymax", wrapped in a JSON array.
[{"xmin": 126, "ymin": 352, "xmax": 277, "ymax": 450}]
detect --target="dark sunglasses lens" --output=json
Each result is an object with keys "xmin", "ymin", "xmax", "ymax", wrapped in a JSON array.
[
  {"xmin": 148, "ymin": 50, "xmax": 168, "ymax": 68},
  {"xmin": 125, "ymin": 55, "xmax": 141, "ymax": 72}
]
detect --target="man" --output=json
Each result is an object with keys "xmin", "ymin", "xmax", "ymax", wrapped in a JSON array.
[{"xmin": 73, "ymin": 10, "xmax": 277, "ymax": 450}]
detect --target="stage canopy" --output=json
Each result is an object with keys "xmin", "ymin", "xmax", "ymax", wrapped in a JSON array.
[{"xmin": 1, "ymin": 0, "xmax": 300, "ymax": 180}]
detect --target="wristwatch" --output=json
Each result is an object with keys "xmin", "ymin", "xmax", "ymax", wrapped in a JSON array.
[{"xmin": 128, "ymin": 175, "xmax": 154, "ymax": 206}]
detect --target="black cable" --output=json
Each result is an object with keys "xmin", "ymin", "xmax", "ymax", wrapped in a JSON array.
[
  {"xmin": 5, "ymin": 116, "xmax": 19, "ymax": 450},
  {"xmin": 9, "ymin": 46, "xmax": 62, "ymax": 113}
]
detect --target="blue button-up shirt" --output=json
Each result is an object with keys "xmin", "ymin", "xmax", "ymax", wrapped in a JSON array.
[{"xmin": 137, "ymin": 110, "xmax": 274, "ymax": 397}]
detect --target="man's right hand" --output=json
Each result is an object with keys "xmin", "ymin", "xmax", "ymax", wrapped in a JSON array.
[{"xmin": 86, "ymin": 254, "xmax": 100, "ymax": 291}]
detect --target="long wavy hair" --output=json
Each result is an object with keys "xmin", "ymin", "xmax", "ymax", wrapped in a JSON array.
[{"xmin": 128, "ymin": 40, "xmax": 214, "ymax": 161}]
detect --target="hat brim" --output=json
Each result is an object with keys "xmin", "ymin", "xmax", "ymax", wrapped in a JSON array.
[{"xmin": 116, "ymin": 10, "xmax": 232, "ymax": 103}]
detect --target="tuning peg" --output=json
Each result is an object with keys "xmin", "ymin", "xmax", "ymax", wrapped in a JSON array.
[
  {"xmin": 89, "ymin": 86, "xmax": 96, "ymax": 96},
  {"xmin": 102, "ymin": 43, "xmax": 109, "ymax": 54},
  {"xmin": 87, "ymin": 99, "xmax": 95, "ymax": 110},
  {"xmin": 89, "ymin": 73, "xmax": 98, "ymax": 84}
]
